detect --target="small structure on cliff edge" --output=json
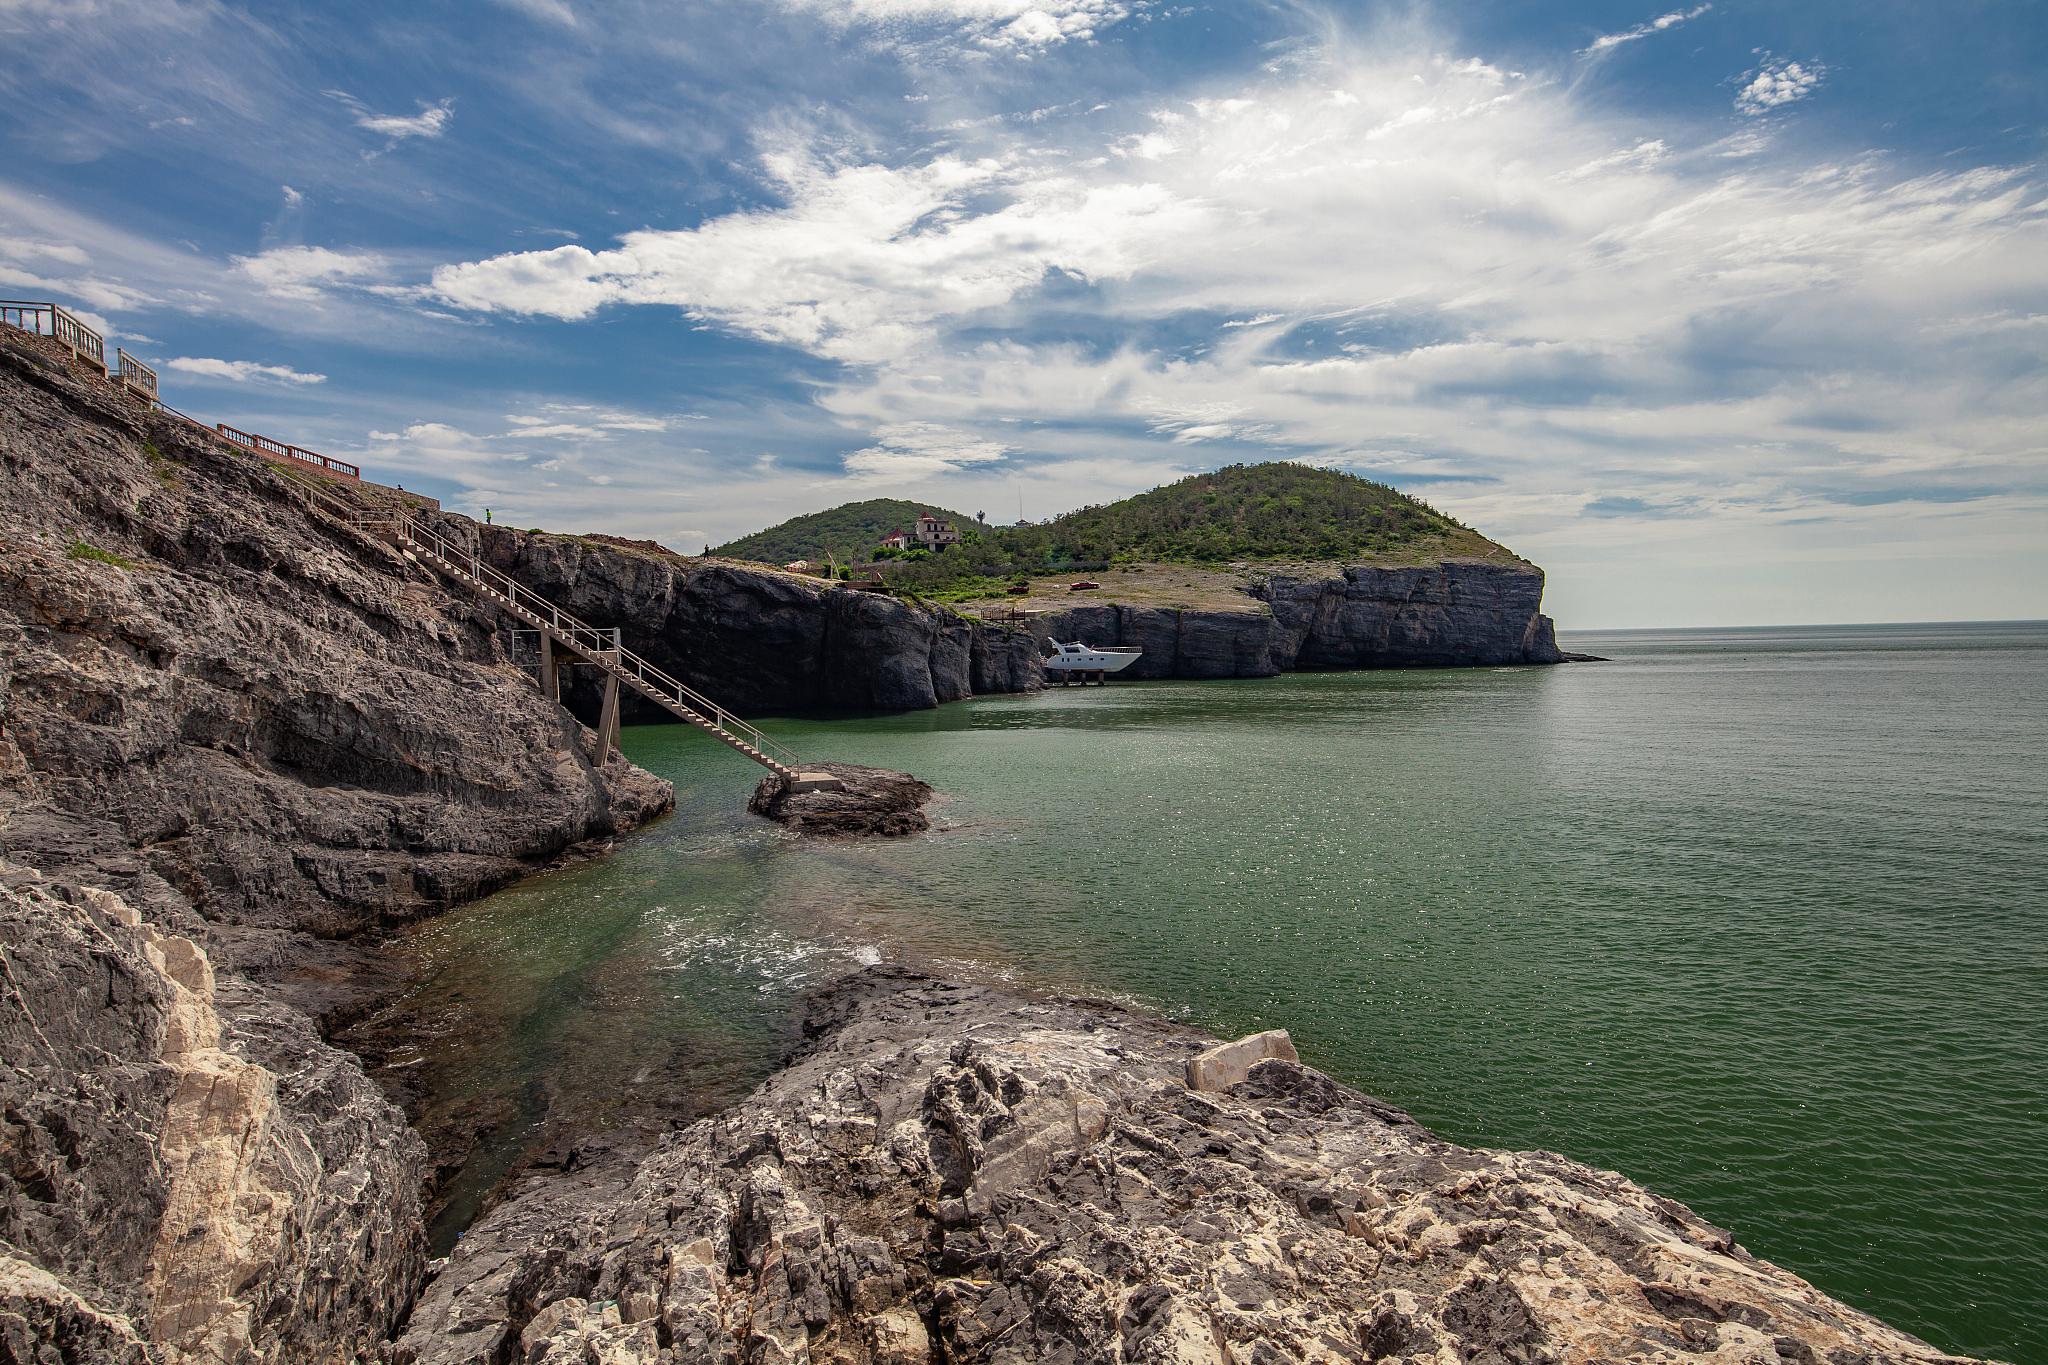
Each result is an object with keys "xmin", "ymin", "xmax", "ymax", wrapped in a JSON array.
[
  {"xmin": 879, "ymin": 511, "xmax": 961, "ymax": 553},
  {"xmin": 913, "ymin": 511, "xmax": 960, "ymax": 548}
]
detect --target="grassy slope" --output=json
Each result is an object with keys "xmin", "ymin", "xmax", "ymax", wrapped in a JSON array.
[
  {"xmin": 715, "ymin": 464, "xmax": 1523, "ymax": 602},
  {"xmin": 711, "ymin": 498, "xmax": 977, "ymax": 565},
  {"xmin": 1021, "ymin": 463, "xmax": 1503, "ymax": 564}
]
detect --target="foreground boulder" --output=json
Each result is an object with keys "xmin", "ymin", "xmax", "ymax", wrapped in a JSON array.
[
  {"xmin": 749, "ymin": 763, "xmax": 934, "ymax": 837},
  {"xmin": 395, "ymin": 969, "xmax": 1976, "ymax": 1365}
]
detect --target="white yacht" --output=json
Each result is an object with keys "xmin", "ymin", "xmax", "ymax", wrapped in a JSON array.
[{"xmin": 1043, "ymin": 641, "xmax": 1143, "ymax": 675}]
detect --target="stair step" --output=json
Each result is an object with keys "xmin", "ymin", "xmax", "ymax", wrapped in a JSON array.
[{"xmin": 398, "ymin": 526, "xmax": 800, "ymax": 777}]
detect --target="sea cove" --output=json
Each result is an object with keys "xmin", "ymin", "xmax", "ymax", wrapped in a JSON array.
[{"xmin": 382, "ymin": 621, "xmax": 2048, "ymax": 1362}]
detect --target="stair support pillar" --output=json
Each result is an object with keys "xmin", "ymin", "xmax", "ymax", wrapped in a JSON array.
[
  {"xmin": 538, "ymin": 630, "xmax": 559, "ymax": 702},
  {"xmin": 594, "ymin": 668, "xmax": 621, "ymax": 764}
]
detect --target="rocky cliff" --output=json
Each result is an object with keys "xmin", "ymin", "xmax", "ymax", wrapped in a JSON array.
[
  {"xmin": 473, "ymin": 536, "xmax": 1561, "ymax": 717},
  {"xmin": 477, "ymin": 529, "xmax": 1042, "ymax": 717},
  {"xmin": 395, "ymin": 969, "xmax": 1975, "ymax": 1365},
  {"xmin": 0, "ymin": 331, "xmax": 670, "ymax": 1360},
  {"xmin": 1041, "ymin": 562, "xmax": 1562, "ymax": 681}
]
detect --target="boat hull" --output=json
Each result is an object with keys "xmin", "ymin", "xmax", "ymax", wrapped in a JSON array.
[{"xmin": 1044, "ymin": 652, "xmax": 1141, "ymax": 674}]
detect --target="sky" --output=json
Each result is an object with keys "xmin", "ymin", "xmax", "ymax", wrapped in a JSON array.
[{"xmin": 2, "ymin": 0, "xmax": 2044, "ymax": 628}]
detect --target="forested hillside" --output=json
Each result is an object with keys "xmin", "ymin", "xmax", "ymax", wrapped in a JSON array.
[{"xmin": 712, "ymin": 498, "xmax": 976, "ymax": 564}]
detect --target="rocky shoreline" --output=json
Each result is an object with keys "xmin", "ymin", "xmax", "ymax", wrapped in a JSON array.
[
  {"xmin": 1039, "ymin": 562, "xmax": 1563, "ymax": 681},
  {"xmin": 393, "ymin": 968, "xmax": 1975, "ymax": 1365},
  {"xmin": 750, "ymin": 762, "xmax": 937, "ymax": 838}
]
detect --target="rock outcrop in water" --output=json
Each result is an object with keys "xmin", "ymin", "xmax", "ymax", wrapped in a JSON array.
[
  {"xmin": 0, "ymin": 330, "xmax": 669, "ymax": 1359},
  {"xmin": 1040, "ymin": 563, "xmax": 1562, "ymax": 680},
  {"xmin": 395, "ymin": 969, "xmax": 1975, "ymax": 1365},
  {"xmin": 750, "ymin": 763, "xmax": 935, "ymax": 838}
]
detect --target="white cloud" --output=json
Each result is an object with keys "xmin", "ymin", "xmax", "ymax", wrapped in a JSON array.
[
  {"xmin": 493, "ymin": 0, "xmax": 576, "ymax": 24},
  {"xmin": 1581, "ymin": 4, "xmax": 1712, "ymax": 57},
  {"xmin": 187, "ymin": 21, "xmax": 2040, "ymax": 626},
  {"xmin": 1737, "ymin": 58, "xmax": 1825, "ymax": 115},
  {"xmin": 0, "ymin": 237, "xmax": 91, "ymax": 267},
  {"xmin": 432, "ymin": 150, "xmax": 1205, "ymax": 362},
  {"xmin": 327, "ymin": 90, "xmax": 455, "ymax": 143},
  {"xmin": 358, "ymin": 98, "xmax": 455, "ymax": 140},
  {"xmin": 233, "ymin": 245, "xmax": 390, "ymax": 299},
  {"xmin": 505, "ymin": 404, "xmax": 674, "ymax": 435},
  {"xmin": 162, "ymin": 356, "xmax": 328, "ymax": 384},
  {"xmin": 499, "ymin": 422, "xmax": 605, "ymax": 438},
  {"xmin": 1562, "ymin": 139, "xmax": 1668, "ymax": 181},
  {"xmin": 842, "ymin": 421, "xmax": 1009, "ymax": 480},
  {"xmin": 775, "ymin": 0, "xmax": 1142, "ymax": 51}
]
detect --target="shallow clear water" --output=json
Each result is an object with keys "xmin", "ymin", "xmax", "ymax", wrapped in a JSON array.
[{"xmin": 389, "ymin": 621, "xmax": 2048, "ymax": 1361}]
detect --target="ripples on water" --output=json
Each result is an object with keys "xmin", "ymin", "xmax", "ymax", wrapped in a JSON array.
[{"xmin": 385, "ymin": 621, "xmax": 2048, "ymax": 1360}]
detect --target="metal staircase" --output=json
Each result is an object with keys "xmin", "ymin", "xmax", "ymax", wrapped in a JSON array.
[
  {"xmin": 4, "ymin": 302, "xmax": 829, "ymax": 789},
  {"xmin": 307, "ymin": 488, "xmax": 836, "ymax": 791}
]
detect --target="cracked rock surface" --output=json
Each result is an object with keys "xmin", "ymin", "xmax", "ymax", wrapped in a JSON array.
[{"xmin": 396, "ymin": 969, "xmax": 1977, "ymax": 1365}]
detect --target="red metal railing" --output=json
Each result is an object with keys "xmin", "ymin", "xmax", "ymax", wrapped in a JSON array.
[
  {"xmin": 215, "ymin": 423, "xmax": 360, "ymax": 480},
  {"xmin": 6, "ymin": 297, "xmax": 385, "ymax": 487}
]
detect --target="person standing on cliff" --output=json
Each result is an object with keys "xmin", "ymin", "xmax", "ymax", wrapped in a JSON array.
[{"xmin": 485, "ymin": 508, "xmax": 492, "ymax": 525}]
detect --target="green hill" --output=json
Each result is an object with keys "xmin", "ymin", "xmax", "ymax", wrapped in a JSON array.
[
  {"xmin": 1012, "ymin": 463, "xmax": 1498, "ymax": 564},
  {"xmin": 714, "ymin": 464, "xmax": 1515, "ymax": 596},
  {"xmin": 712, "ymin": 498, "xmax": 977, "ymax": 565}
]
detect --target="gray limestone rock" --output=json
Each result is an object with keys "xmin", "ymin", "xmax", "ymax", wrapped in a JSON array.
[
  {"xmin": 1037, "ymin": 561, "xmax": 1563, "ymax": 681},
  {"xmin": 396, "ymin": 968, "xmax": 1983, "ymax": 1365},
  {"xmin": 477, "ymin": 529, "xmax": 1044, "ymax": 717},
  {"xmin": 749, "ymin": 762, "xmax": 934, "ymax": 838}
]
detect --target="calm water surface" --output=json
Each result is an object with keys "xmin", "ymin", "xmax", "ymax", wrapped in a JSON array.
[{"xmin": 389, "ymin": 621, "xmax": 2048, "ymax": 1361}]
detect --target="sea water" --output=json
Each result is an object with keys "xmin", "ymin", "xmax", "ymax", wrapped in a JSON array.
[{"xmin": 385, "ymin": 621, "xmax": 2047, "ymax": 1360}]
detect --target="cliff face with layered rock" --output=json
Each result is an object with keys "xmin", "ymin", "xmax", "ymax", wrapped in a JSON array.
[
  {"xmin": 0, "ymin": 331, "xmax": 669, "ymax": 1360},
  {"xmin": 476, "ymin": 528, "xmax": 1042, "ymax": 716},
  {"xmin": 476, "ymin": 535, "xmax": 1561, "ymax": 716},
  {"xmin": 395, "ymin": 969, "xmax": 1975, "ymax": 1365},
  {"xmin": 1041, "ymin": 561, "xmax": 1562, "ymax": 681}
]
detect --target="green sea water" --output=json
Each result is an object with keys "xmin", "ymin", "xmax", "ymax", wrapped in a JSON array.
[{"xmin": 388, "ymin": 621, "xmax": 2048, "ymax": 1360}]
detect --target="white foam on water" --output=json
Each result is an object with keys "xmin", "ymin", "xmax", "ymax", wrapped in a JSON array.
[{"xmin": 652, "ymin": 921, "xmax": 897, "ymax": 994}]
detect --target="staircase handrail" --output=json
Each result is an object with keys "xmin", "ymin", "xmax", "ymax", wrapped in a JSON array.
[
  {"xmin": 375, "ymin": 507, "xmax": 802, "ymax": 771},
  {"xmin": 159, "ymin": 429, "xmax": 802, "ymax": 776}
]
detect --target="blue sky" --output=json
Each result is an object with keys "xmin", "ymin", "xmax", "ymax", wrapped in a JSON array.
[{"xmin": 2, "ymin": 0, "xmax": 2043, "ymax": 627}]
